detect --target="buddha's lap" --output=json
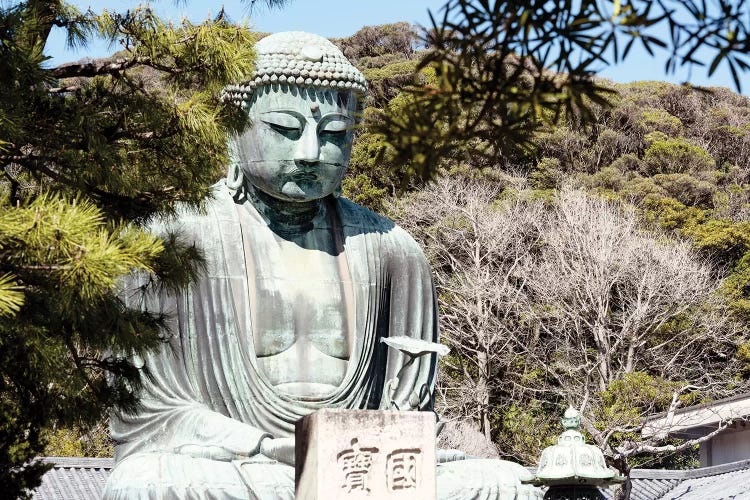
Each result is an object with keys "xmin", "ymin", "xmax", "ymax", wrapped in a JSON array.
[
  {"xmin": 102, "ymin": 452, "xmax": 542, "ymax": 500},
  {"xmin": 102, "ymin": 453, "xmax": 294, "ymax": 500},
  {"xmin": 436, "ymin": 459, "xmax": 542, "ymax": 500}
]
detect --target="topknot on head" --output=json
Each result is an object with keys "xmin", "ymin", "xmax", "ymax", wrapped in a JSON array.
[{"xmin": 223, "ymin": 31, "xmax": 367, "ymax": 105}]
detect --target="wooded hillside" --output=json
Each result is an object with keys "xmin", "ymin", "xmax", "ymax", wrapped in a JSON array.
[{"xmin": 336, "ymin": 22, "xmax": 750, "ymax": 473}]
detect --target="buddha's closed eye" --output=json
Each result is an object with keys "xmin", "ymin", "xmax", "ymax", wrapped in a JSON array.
[
  {"xmin": 260, "ymin": 111, "xmax": 353, "ymax": 137},
  {"xmin": 261, "ymin": 111, "xmax": 302, "ymax": 133},
  {"xmin": 319, "ymin": 114, "xmax": 353, "ymax": 135}
]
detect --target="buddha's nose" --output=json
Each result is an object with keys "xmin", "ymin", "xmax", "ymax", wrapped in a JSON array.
[{"xmin": 294, "ymin": 125, "xmax": 320, "ymax": 164}]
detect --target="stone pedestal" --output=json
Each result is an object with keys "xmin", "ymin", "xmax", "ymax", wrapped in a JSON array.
[{"xmin": 295, "ymin": 409, "xmax": 436, "ymax": 499}]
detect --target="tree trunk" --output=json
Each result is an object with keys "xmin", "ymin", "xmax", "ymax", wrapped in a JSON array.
[
  {"xmin": 613, "ymin": 456, "xmax": 631, "ymax": 500},
  {"xmin": 476, "ymin": 350, "xmax": 492, "ymax": 441}
]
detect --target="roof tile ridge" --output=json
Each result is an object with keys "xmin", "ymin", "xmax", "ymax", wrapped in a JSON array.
[
  {"xmin": 681, "ymin": 458, "xmax": 750, "ymax": 479},
  {"xmin": 629, "ymin": 468, "xmax": 689, "ymax": 480},
  {"xmin": 630, "ymin": 458, "xmax": 750, "ymax": 482},
  {"xmin": 39, "ymin": 456, "xmax": 115, "ymax": 469}
]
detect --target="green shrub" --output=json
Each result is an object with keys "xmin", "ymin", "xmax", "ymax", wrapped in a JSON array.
[
  {"xmin": 619, "ymin": 81, "xmax": 676, "ymax": 104},
  {"xmin": 644, "ymin": 131, "xmax": 669, "ymax": 146},
  {"xmin": 682, "ymin": 219, "xmax": 750, "ymax": 263},
  {"xmin": 363, "ymin": 60, "xmax": 419, "ymax": 82},
  {"xmin": 610, "ymin": 153, "xmax": 644, "ymax": 173},
  {"xmin": 341, "ymin": 173, "xmax": 389, "ymax": 211},
  {"xmin": 582, "ymin": 166, "xmax": 626, "ymax": 191},
  {"xmin": 642, "ymin": 197, "xmax": 706, "ymax": 231},
  {"xmin": 498, "ymin": 403, "xmax": 558, "ymax": 464},
  {"xmin": 652, "ymin": 173, "xmax": 717, "ymax": 207},
  {"xmin": 598, "ymin": 372, "xmax": 682, "ymax": 428},
  {"xmin": 530, "ymin": 157, "xmax": 563, "ymax": 189},
  {"xmin": 535, "ymin": 127, "xmax": 588, "ymax": 170},
  {"xmin": 640, "ymin": 108, "xmax": 683, "ymax": 136},
  {"xmin": 721, "ymin": 253, "xmax": 750, "ymax": 323},
  {"xmin": 583, "ymin": 129, "xmax": 632, "ymax": 170},
  {"xmin": 620, "ymin": 176, "xmax": 668, "ymax": 203},
  {"xmin": 643, "ymin": 137, "xmax": 715, "ymax": 175},
  {"xmin": 42, "ymin": 424, "xmax": 113, "ymax": 458}
]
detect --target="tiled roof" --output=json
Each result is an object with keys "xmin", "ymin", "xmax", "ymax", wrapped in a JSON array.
[
  {"xmin": 31, "ymin": 456, "xmax": 750, "ymax": 500},
  {"xmin": 33, "ymin": 457, "xmax": 113, "ymax": 500},
  {"xmin": 660, "ymin": 460, "xmax": 750, "ymax": 500},
  {"xmin": 644, "ymin": 392, "xmax": 750, "ymax": 438},
  {"xmin": 601, "ymin": 459, "xmax": 750, "ymax": 500},
  {"xmin": 622, "ymin": 476, "xmax": 682, "ymax": 500}
]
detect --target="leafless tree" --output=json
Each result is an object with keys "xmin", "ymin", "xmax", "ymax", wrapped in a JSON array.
[
  {"xmin": 391, "ymin": 177, "xmax": 543, "ymax": 444},
  {"xmin": 437, "ymin": 419, "xmax": 500, "ymax": 459},
  {"xmin": 393, "ymin": 178, "xmax": 747, "ymax": 495},
  {"xmin": 523, "ymin": 186, "xmax": 745, "ymax": 497},
  {"xmin": 528, "ymin": 191, "xmax": 733, "ymax": 412}
]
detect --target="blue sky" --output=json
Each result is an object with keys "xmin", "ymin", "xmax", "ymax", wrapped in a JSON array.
[{"xmin": 44, "ymin": 0, "xmax": 747, "ymax": 95}]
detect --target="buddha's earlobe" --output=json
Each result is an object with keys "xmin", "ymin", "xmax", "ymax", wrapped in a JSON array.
[
  {"xmin": 333, "ymin": 181, "xmax": 342, "ymax": 198},
  {"xmin": 226, "ymin": 161, "xmax": 244, "ymax": 191},
  {"xmin": 226, "ymin": 139, "xmax": 244, "ymax": 190}
]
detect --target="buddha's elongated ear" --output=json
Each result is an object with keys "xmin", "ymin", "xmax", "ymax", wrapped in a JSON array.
[
  {"xmin": 333, "ymin": 181, "xmax": 342, "ymax": 198},
  {"xmin": 226, "ymin": 136, "xmax": 244, "ymax": 191}
]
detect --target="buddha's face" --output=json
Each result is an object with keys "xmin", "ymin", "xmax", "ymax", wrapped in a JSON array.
[{"xmin": 233, "ymin": 85, "xmax": 357, "ymax": 202}]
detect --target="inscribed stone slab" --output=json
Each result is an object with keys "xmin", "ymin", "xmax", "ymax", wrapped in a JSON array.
[{"xmin": 295, "ymin": 409, "xmax": 436, "ymax": 499}]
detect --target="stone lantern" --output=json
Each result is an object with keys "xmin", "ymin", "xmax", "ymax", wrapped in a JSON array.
[{"xmin": 524, "ymin": 407, "xmax": 625, "ymax": 500}]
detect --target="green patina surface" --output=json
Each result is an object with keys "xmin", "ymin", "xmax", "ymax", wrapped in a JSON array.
[{"xmin": 103, "ymin": 32, "xmax": 541, "ymax": 500}]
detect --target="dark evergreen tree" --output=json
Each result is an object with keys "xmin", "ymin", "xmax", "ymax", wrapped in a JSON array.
[{"xmin": 0, "ymin": 1, "xmax": 287, "ymax": 497}]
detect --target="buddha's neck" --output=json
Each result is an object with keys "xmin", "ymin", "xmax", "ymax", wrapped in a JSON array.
[{"xmin": 248, "ymin": 186, "xmax": 324, "ymax": 233}]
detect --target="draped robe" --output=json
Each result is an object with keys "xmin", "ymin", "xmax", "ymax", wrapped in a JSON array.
[{"xmin": 103, "ymin": 183, "xmax": 439, "ymax": 498}]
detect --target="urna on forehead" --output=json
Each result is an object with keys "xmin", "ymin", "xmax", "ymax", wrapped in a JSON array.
[{"xmin": 223, "ymin": 31, "xmax": 368, "ymax": 105}]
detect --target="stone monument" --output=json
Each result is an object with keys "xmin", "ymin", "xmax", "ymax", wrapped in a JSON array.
[
  {"xmin": 102, "ymin": 31, "xmax": 541, "ymax": 500},
  {"xmin": 295, "ymin": 409, "xmax": 437, "ymax": 499}
]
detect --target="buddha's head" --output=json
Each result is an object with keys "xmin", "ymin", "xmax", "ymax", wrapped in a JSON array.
[{"xmin": 224, "ymin": 32, "xmax": 367, "ymax": 203}]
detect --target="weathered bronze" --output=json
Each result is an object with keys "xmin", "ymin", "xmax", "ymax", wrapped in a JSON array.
[{"xmin": 102, "ymin": 32, "xmax": 540, "ymax": 500}]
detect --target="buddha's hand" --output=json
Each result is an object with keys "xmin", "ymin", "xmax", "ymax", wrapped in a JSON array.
[
  {"xmin": 259, "ymin": 436, "xmax": 296, "ymax": 466},
  {"xmin": 437, "ymin": 448, "xmax": 467, "ymax": 463}
]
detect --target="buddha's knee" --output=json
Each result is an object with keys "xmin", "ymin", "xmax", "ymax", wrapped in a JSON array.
[
  {"xmin": 102, "ymin": 453, "xmax": 293, "ymax": 500},
  {"xmin": 437, "ymin": 458, "xmax": 543, "ymax": 500}
]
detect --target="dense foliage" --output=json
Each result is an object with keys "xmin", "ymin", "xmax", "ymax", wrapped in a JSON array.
[
  {"xmin": 373, "ymin": 0, "xmax": 750, "ymax": 182},
  {"xmin": 0, "ymin": 1, "xmax": 273, "ymax": 496}
]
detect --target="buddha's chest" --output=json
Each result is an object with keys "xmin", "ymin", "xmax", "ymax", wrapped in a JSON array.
[
  {"xmin": 249, "ymin": 240, "xmax": 352, "ymax": 360},
  {"xmin": 236, "ymin": 204, "xmax": 359, "ymax": 398}
]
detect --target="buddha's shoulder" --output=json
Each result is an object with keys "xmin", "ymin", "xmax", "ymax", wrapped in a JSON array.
[
  {"xmin": 336, "ymin": 197, "xmax": 424, "ymax": 254},
  {"xmin": 143, "ymin": 183, "xmax": 236, "ymax": 237},
  {"xmin": 336, "ymin": 197, "xmax": 394, "ymax": 231}
]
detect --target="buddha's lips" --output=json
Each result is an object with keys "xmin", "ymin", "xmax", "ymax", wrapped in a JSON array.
[
  {"xmin": 288, "ymin": 170, "xmax": 318, "ymax": 182},
  {"xmin": 286, "ymin": 162, "xmax": 346, "ymax": 182}
]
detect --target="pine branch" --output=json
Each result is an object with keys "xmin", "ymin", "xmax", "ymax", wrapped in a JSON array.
[
  {"xmin": 47, "ymin": 85, "xmax": 80, "ymax": 93},
  {"xmin": 51, "ymin": 56, "xmax": 144, "ymax": 78},
  {"xmin": 62, "ymin": 327, "xmax": 103, "ymax": 399},
  {"xmin": 50, "ymin": 56, "xmax": 183, "ymax": 79}
]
